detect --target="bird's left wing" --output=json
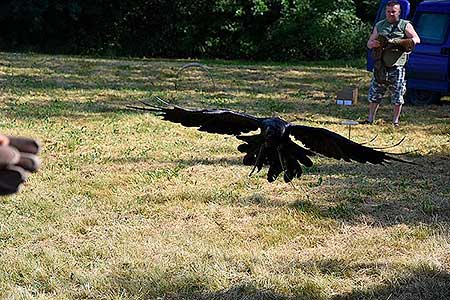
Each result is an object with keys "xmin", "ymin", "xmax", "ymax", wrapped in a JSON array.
[
  {"xmin": 128, "ymin": 100, "xmax": 261, "ymax": 135},
  {"xmin": 288, "ymin": 124, "xmax": 411, "ymax": 164}
]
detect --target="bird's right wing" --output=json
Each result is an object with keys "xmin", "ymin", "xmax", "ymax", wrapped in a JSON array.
[
  {"xmin": 288, "ymin": 124, "xmax": 412, "ymax": 164},
  {"xmin": 127, "ymin": 99, "xmax": 261, "ymax": 135}
]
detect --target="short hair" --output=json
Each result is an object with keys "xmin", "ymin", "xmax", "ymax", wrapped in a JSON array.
[{"xmin": 386, "ymin": 0, "xmax": 401, "ymax": 8}]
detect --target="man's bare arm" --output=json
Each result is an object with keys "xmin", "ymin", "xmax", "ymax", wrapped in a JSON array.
[
  {"xmin": 405, "ymin": 23, "xmax": 420, "ymax": 44},
  {"xmin": 367, "ymin": 27, "xmax": 380, "ymax": 49}
]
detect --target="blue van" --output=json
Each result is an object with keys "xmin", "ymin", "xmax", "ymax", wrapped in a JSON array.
[{"xmin": 368, "ymin": 0, "xmax": 450, "ymax": 105}]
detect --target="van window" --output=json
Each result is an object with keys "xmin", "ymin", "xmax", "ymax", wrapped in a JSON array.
[{"xmin": 415, "ymin": 13, "xmax": 450, "ymax": 44}]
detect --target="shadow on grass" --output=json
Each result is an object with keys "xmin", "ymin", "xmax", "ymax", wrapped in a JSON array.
[
  {"xmin": 294, "ymin": 258, "xmax": 450, "ymax": 300},
  {"xmin": 4, "ymin": 99, "xmax": 129, "ymax": 119},
  {"xmin": 174, "ymin": 157, "xmax": 244, "ymax": 167},
  {"xmin": 103, "ymin": 264, "xmax": 450, "ymax": 300},
  {"xmin": 3, "ymin": 52, "xmax": 450, "ymax": 128},
  {"xmin": 199, "ymin": 284, "xmax": 290, "ymax": 300},
  {"xmin": 333, "ymin": 269, "xmax": 450, "ymax": 300},
  {"xmin": 164, "ymin": 152, "xmax": 450, "ymax": 227},
  {"xmin": 107, "ymin": 276, "xmax": 296, "ymax": 300},
  {"xmin": 306, "ymin": 154, "xmax": 450, "ymax": 226}
]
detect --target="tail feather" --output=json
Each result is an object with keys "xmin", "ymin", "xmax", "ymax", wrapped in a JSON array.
[
  {"xmin": 255, "ymin": 146, "xmax": 266, "ymax": 172},
  {"xmin": 282, "ymin": 152, "xmax": 303, "ymax": 183},
  {"xmin": 285, "ymin": 141, "xmax": 314, "ymax": 167},
  {"xmin": 238, "ymin": 134, "xmax": 264, "ymax": 167},
  {"xmin": 249, "ymin": 145, "xmax": 266, "ymax": 176},
  {"xmin": 239, "ymin": 137, "xmax": 315, "ymax": 182},
  {"xmin": 267, "ymin": 159, "xmax": 283, "ymax": 182}
]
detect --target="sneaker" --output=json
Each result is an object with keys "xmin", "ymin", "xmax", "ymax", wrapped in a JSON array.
[
  {"xmin": 361, "ymin": 120, "xmax": 373, "ymax": 125},
  {"xmin": 393, "ymin": 122, "xmax": 400, "ymax": 127}
]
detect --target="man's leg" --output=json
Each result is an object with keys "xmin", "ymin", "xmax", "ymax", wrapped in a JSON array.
[
  {"xmin": 367, "ymin": 77, "xmax": 385, "ymax": 123},
  {"xmin": 389, "ymin": 67, "xmax": 406, "ymax": 126},
  {"xmin": 393, "ymin": 104, "xmax": 402, "ymax": 125},
  {"xmin": 368, "ymin": 102, "xmax": 380, "ymax": 123}
]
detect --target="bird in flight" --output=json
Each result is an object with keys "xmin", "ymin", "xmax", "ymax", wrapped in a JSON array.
[{"xmin": 128, "ymin": 97, "xmax": 413, "ymax": 183}]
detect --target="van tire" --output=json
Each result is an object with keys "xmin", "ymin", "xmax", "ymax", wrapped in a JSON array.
[{"xmin": 405, "ymin": 89, "xmax": 441, "ymax": 106}]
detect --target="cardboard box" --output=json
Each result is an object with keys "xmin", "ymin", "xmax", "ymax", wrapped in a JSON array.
[{"xmin": 336, "ymin": 87, "xmax": 358, "ymax": 105}]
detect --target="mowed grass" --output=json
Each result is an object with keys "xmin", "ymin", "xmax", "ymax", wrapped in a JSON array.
[{"xmin": 0, "ymin": 52, "xmax": 449, "ymax": 300}]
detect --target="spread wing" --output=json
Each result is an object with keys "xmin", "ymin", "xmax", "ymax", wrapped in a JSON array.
[
  {"xmin": 127, "ymin": 98, "xmax": 261, "ymax": 135},
  {"xmin": 287, "ymin": 124, "xmax": 411, "ymax": 164}
]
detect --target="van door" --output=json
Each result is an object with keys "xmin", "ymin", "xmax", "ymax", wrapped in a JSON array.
[
  {"xmin": 407, "ymin": 11, "xmax": 450, "ymax": 95},
  {"xmin": 367, "ymin": 0, "xmax": 411, "ymax": 71}
]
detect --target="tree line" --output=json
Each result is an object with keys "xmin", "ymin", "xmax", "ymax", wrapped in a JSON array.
[{"xmin": 0, "ymin": 0, "xmax": 385, "ymax": 60}]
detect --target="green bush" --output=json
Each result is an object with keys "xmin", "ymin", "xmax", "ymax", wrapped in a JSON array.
[
  {"xmin": 303, "ymin": 8, "xmax": 371, "ymax": 59},
  {"xmin": 0, "ymin": 0, "xmax": 372, "ymax": 60},
  {"xmin": 259, "ymin": 0, "xmax": 371, "ymax": 60}
]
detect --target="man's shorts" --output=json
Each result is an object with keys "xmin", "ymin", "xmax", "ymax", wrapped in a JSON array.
[{"xmin": 368, "ymin": 66, "xmax": 406, "ymax": 105}]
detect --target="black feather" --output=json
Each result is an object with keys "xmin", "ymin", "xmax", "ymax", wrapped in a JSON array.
[{"xmin": 128, "ymin": 99, "xmax": 416, "ymax": 183}]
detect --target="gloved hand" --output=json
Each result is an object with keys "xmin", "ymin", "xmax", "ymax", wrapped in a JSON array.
[
  {"xmin": 377, "ymin": 35, "xmax": 389, "ymax": 49},
  {"xmin": 371, "ymin": 35, "xmax": 389, "ymax": 59},
  {"xmin": 388, "ymin": 38, "xmax": 415, "ymax": 52},
  {"xmin": 0, "ymin": 135, "xmax": 41, "ymax": 195}
]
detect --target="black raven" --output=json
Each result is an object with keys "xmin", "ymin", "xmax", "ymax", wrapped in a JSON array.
[{"xmin": 128, "ymin": 98, "xmax": 412, "ymax": 183}]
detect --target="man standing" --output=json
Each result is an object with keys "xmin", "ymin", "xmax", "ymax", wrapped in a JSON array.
[{"xmin": 365, "ymin": 0, "xmax": 420, "ymax": 126}]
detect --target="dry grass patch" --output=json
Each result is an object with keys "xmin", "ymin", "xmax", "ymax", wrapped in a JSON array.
[{"xmin": 0, "ymin": 52, "xmax": 449, "ymax": 299}]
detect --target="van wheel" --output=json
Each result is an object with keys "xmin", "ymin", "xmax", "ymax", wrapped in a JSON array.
[{"xmin": 406, "ymin": 89, "xmax": 441, "ymax": 106}]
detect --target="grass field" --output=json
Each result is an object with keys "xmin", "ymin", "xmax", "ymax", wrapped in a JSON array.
[{"xmin": 0, "ymin": 52, "xmax": 449, "ymax": 300}]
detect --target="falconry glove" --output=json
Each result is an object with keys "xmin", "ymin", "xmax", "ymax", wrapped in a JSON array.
[
  {"xmin": 0, "ymin": 136, "xmax": 41, "ymax": 195},
  {"xmin": 387, "ymin": 38, "xmax": 415, "ymax": 52}
]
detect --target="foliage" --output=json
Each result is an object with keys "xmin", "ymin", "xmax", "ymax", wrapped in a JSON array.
[
  {"xmin": 353, "ymin": 0, "xmax": 381, "ymax": 24},
  {"xmin": 0, "ymin": 0, "xmax": 373, "ymax": 60}
]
